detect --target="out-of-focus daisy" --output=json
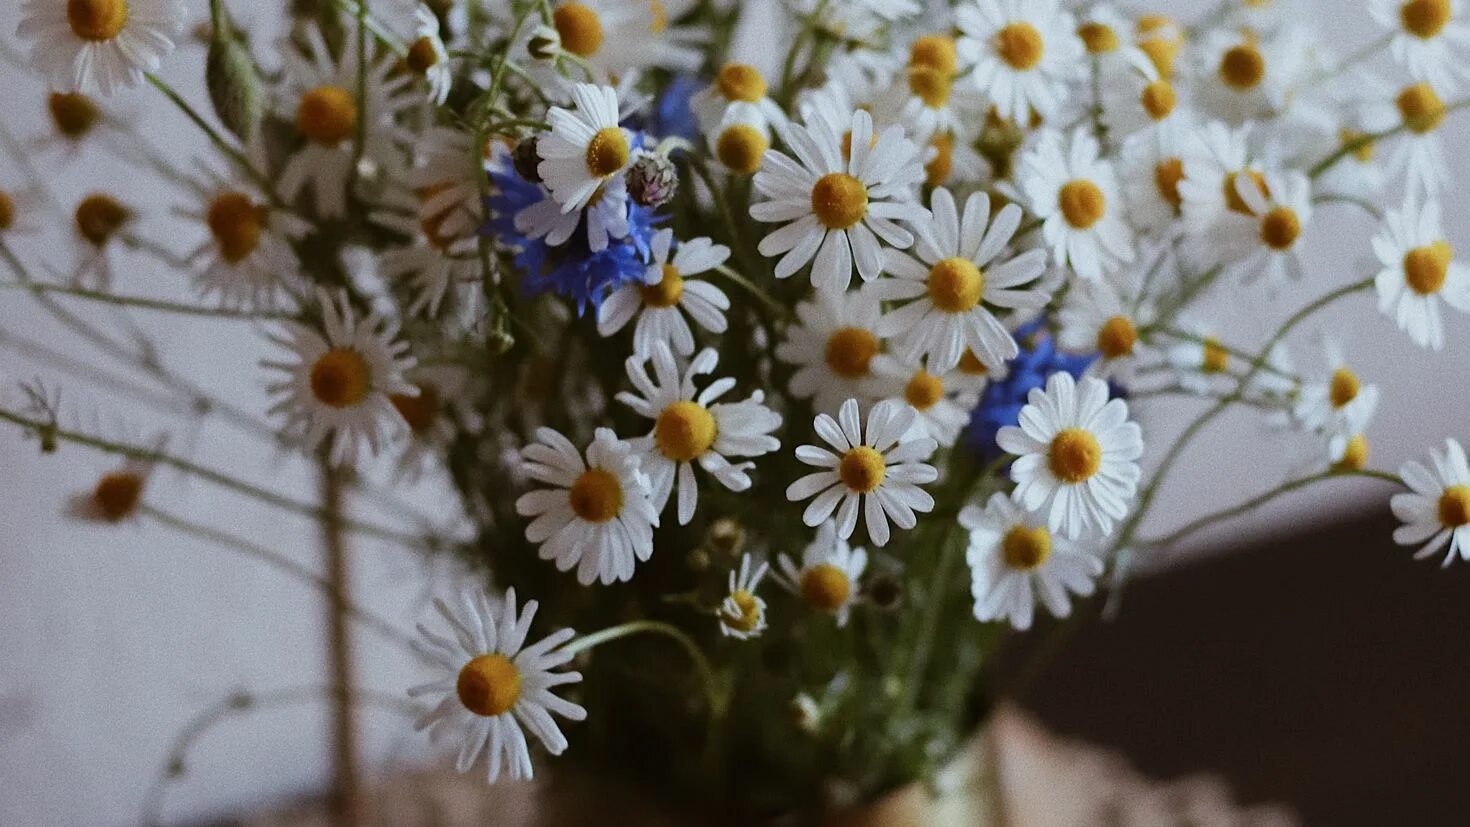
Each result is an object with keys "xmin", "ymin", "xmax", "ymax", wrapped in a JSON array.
[
  {"xmin": 1373, "ymin": 198, "xmax": 1470, "ymax": 350},
  {"xmin": 997, "ymin": 372, "xmax": 1142, "ymax": 539},
  {"xmin": 1177, "ymin": 121, "xmax": 1266, "ymax": 237},
  {"xmin": 1392, "ymin": 438, "xmax": 1470, "ymax": 565},
  {"xmin": 691, "ymin": 62, "xmax": 786, "ymax": 137},
  {"xmin": 708, "ymin": 106, "xmax": 772, "ymax": 176},
  {"xmin": 1134, "ymin": 14, "xmax": 1185, "ymax": 80},
  {"xmin": 961, "ymin": 491, "xmax": 1102, "ymax": 630},
  {"xmin": 17, "ymin": 0, "xmax": 184, "ymax": 95},
  {"xmin": 717, "ymin": 554, "xmax": 769, "ymax": 640},
  {"xmin": 67, "ymin": 454, "xmax": 156, "ymax": 524},
  {"xmin": 1292, "ymin": 338, "xmax": 1380, "ymax": 444},
  {"xmin": 872, "ymin": 188, "xmax": 1048, "ymax": 373},
  {"xmin": 1057, "ymin": 278, "xmax": 1154, "ymax": 381},
  {"xmin": 955, "ymin": 0, "xmax": 1084, "ymax": 122},
  {"xmin": 0, "ymin": 178, "xmax": 46, "ymax": 240},
  {"xmin": 1370, "ymin": 0, "xmax": 1470, "ymax": 91},
  {"xmin": 545, "ymin": 0, "xmax": 702, "ymax": 78},
  {"xmin": 1370, "ymin": 81, "xmax": 1454, "ymax": 200},
  {"xmin": 786, "ymin": 398, "xmax": 938, "ymax": 547},
  {"xmin": 617, "ymin": 344, "xmax": 781, "ymax": 525},
  {"xmin": 407, "ymin": 4, "xmax": 453, "ymax": 105},
  {"xmin": 409, "ymin": 588, "xmax": 585, "ymax": 783},
  {"xmin": 773, "ymin": 520, "xmax": 868, "ymax": 627},
  {"xmin": 874, "ymin": 62, "xmax": 960, "ymax": 144},
  {"xmin": 1206, "ymin": 168, "xmax": 1313, "ymax": 286},
  {"xmin": 1164, "ymin": 317, "xmax": 1237, "ymax": 395},
  {"xmin": 391, "ymin": 363, "xmax": 471, "ymax": 477},
  {"xmin": 408, "ymin": 128, "xmax": 489, "ymax": 246},
  {"xmin": 1076, "ymin": 5, "xmax": 1156, "ymax": 78},
  {"xmin": 1120, "ymin": 126, "xmax": 1190, "ymax": 233},
  {"xmin": 184, "ymin": 176, "xmax": 311, "ymax": 310},
  {"xmin": 598, "ymin": 230, "xmax": 731, "ymax": 358},
  {"xmin": 777, "ymin": 288, "xmax": 885, "ymax": 415},
  {"xmin": 1018, "ymin": 128, "xmax": 1135, "ymax": 282},
  {"xmin": 1193, "ymin": 25, "xmax": 1306, "ymax": 125},
  {"xmin": 750, "ymin": 109, "xmax": 928, "ymax": 293},
  {"xmin": 862, "ymin": 356, "xmax": 970, "ymax": 448},
  {"xmin": 537, "ymin": 83, "xmax": 633, "ymax": 213},
  {"xmin": 70, "ymin": 192, "xmax": 133, "ymax": 289},
  {"xmin": 1314, "ymin": 124, "xmax": 1388, "ymax": 201},
  {"xmin": 514, "ymin": 427, "xmax": 659, "ymax": 585}
]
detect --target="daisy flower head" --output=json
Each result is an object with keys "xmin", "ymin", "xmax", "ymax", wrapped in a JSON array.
[
  {"xmin": 774, "ymin": 520, "xmax": 868, "ymax": 627},
  {"xmin": 997, "ymin": 372, "xmax": 1142, "ymax": 539},
  {"xmin": 71, "ymin": 191, "xmax": 134, "ymax": 289},
  {"xmin": 1292, "ymin": 337, "xmax": 1380, "ymax": 443},
  {"xmin": 1373, "ymin": 197, "xmax": 1470, "ymax": 350},
  {"xmin": 1176, "ymin": 120, "xmax": 1265, "ymax": 237},
  {"xmin": 1098, "ymin": 47, "xmax": 1188, "ymax": 141},
  {"xmin": 1134, "ymin": 14, "xmax": 1186, "ymax": 81},
  {"xmin": 598, "ymin": 229, "xmax": 731, "ymax": 359},
  {"xmin": 786, "ymin": 398, "xmax": 938, "ymax": 547},
  {"xmin": 776, "ymin": 287, "xmax": 885, "ymax": 415},
  {"xmin": 750, "ymin": 108, "xmax": 929, "ymax": 293},
  {"xmin": 1057, "ymin": 278, "xmax": 1154, "ymax": 381},
  {"xmin": 514, "ymin": 427, "xmax": 659, "ymax": 585},
  {"xmin": 67, "ymin": 453, "xmax": 157, "ymax": 524},
  {"xmin": 1371, "ymin": 0, "xmax": 1470, "ymax": 91},
  {"xmin": 708, "ymin": 106, "xmax": 773, "ymax": 176},
  {"xmin": 1206, "ymin": 167, "xmax": 1313, "ymax": 286},
  {"xmin": 1373, "ymin": 80, "xmax": 1454, "ymax": 200},
  {"xmin": 515, "ymin": 160, "xmax": 633, "ymax": 253},
  {"xmin": 537, "ymin": 83, "xmax": 634, "ymax": 213},
  {"xmin": 873, "ymin": 60, "xmax": 962, "ymax": 144},
  {"xmin": 391, "ymin": 363, "xmax": 472, "ymax": 477},
  {"xmin": 409, "ymin": 588, "xmax": 586, "ymax": 783},
  {"xmin": 1193, "ymin": 24, "xmax": 1307, "ymax": 125},
  {"xmin": 1019, "ymin": 128, "xmax": 1136, "ymax": 282},
  {"xmin": 955, "ymin": 0, "xmax": 1085, "ymax": 123},
  {"xmin": 691, "ymin": 62, "xmax": 787, "ymax": 138},
  {"xmin": 407, "ymin": 4, "xmax": 453, "ymax": 105},
  {"xmin": 186, "ymin": 177, "xmax": 311, "ymax": 310},
  {"xmin": 961, "ymin": 491, "xmax": 1102, "ymax": 630},
  {"xmin": 544, "ymin": 0, "xmax": 702, "ymax": 79},
  {"xmin": 1164, "ymin": 317, "xmax": 1238, "ymax": 395},
  {"xmin": 1392, "ymin": 438, "xmax": 1470, "ymax": 565},
  {"xmin": 17, "ymin": 0, "xmax": 184, "ymax": 96},
  {"xmin": 862, "ymin": 355, "xmax": 971, "ymax": 448},
  {"xmin": 1119, "ymin": 124, "xmax": 1190, "ymax": 234},
  {"xmin": 263, "ymin": 289, "xmax": 417, "ymax": 467},
  {"xmin": 1076, "ymin": 5, "xmax": 1156, "ymax": 78},
  {"xmin": 408, "ymin": 127, "xmax": 491, "ymax": 246},
  {"xmin": 617, "ymin": 344, "xmax": 782, "ymax": 526},
  {"xmin": 717, "ymin": 554, "xmax": 769, "ymax": 640}
]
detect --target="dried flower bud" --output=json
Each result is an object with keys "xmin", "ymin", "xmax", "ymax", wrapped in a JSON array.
[
  {"xmin": 513, "ymin": 136, "xmax": 543, "ymax": 184},
  {"xmin": 627, "ymin": 151, "xmax": 679, "ymax": 208},
  {"xmin": 706, "ymin": 517, "xmax": 745, "ymax": 556},
  {"xmin": 864, "ymin": 574, "xmax": 904, "ymax": 611},
  {"xmin": 527, "ymin": 25, "xmax": 561, "ymax": 61}
]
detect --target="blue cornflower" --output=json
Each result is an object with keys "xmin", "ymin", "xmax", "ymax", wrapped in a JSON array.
[{"xmin": 963, "ymin": 319, "xmax": 1099, "ymax": 462}]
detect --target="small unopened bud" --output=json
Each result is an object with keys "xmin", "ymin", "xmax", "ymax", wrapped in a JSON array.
[
  {"xmin": 706, "ymin": 517, "xmax": 745, "ymax": 557},
  {"xmin": 527, "ymin": 25, "xmax": 562, "ymax": 61},
  {"xmin": 865, "ymin": 574, "xmax": 903, "ymax": 611},
  {"xmin": 512, "ymin": 136, "xmax": 543, "ymax": 184},
  {"xmin": 627, "ymin": 151, "xmax": 679, "ymax": 208},
  {"xmin": 206, "ymin": 22, "xmax": 265, "ymax": 143}
]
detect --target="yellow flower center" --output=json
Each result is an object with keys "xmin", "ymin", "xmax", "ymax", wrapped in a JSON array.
[
  {"xmin": 1218, "ymin": 44, "xmax": 1266, "ymax": 90},
  {"xmin": 1078, "ymin": 22, "xmax": 1120, "ymax": 53},
  {"xmin": 1002, "ymin": 524, "xmax": 1052, "ymax": 570},
  {"xmin": 1340, "ymin": 128, "xmax": 1377, "ymax": 163},
  {"xmin": 1202, "ymin": 337, "xmax": 1229, "ymax": 373},
  {"xmin": 1059, "ymin": 179, "xmax": 1107, "ymax": 229},
  {"xmin": 456, "ymin": 654, "xmax": 522, "ymax": 717},
  {"xmin": 569, "ymin": 468, "xmax": 623, "ymax": 523},
  {"xmin": 654, "ymin": 400, "xmax": 717, "ymax": 462},
  {"xmin": 801, "ymin": 564, "xmax": 852, "ymax": 612},
  {"xmin": 724, "ymin": 590, "xmax": 762, "ymax": 632},
  {"xmin": 925, "ymin": 133, "xmax": 955, "ymax": 187},
  {"xmin": 839, "ymin": 127, "xmax": 879, "ymax": 161},
  {"xmin": 1259, "ymin": 206, "xmax": 1301, "ymax": 251},
  {"xmin": 1048, "ymin": 428, "xmax": 1103, "ymax": 483},
  {"xmin": 206, "ymin": 192, "xmax": 265, "ymax": 264},
  {"xmin": 1140, "ymin": 80, "xmax": 1177, "ymax": 120},
  {"xmin": 585, "ymin": 126, "xmax": 630, "ymax": 178},
  {"xmin": 1397, "ymin": 83, "xmax": 1446, "ymax": 133},
  {"xmin": 1438, "ymin": 485, "xmax": 1470, "ymax": 527},
  {"xmin": 1138, "ymin": 37, "xmax": 1180, "ymax": 79},
  {"xmin": 296, "ymin": 86, "xmax": 358, "ymax": 146},
  {"xmin": 927, "ymin": 257, "xmax": 985, "ymax": 313},
  {"xmin": 553, "ymin": 2, "xmax": 605, "ymax": 57},
  {"xmin": 824, "ymin": 327, "xmax": 879, "ymax": 378},
  {"xmin": 1329, "ymin": 367, "xmax": 1360, "ymax": 409},
  {"xmin": 641, "ymin": 263, "xmax": 685, "ymax": 307},
  {"xmin": 75, "ymin": 193, "xmax": 128, "ymax": 247},
  {"xmin": 1154, "ymin": 157, "xmax": 1185, "ymax": 209},
  {"xmin": 995, "ymin": 22, "xmax": 1045, "ymax": 70},
  {"xmin": 1097, "ymin": 316, "xmax": 1138, "ymax": 358},
  {"xmin": 716, "ymin": 63, "xmax": 768, "ymax": 102},
  {"xmin": 309, "ymin": 348, "xmax": 372, "ymax": 408},
  {"xmin": 1223, "ymin": 170, "xmax": 1269, "ymax": 216},
  {"xmin": 839, "ymin": 446, "xmax": 887, "ymax": 493},
  {"xmin": 715, "ymin": 125, "xmax": 769, "ymax": 175},
  {"xmin": 958, "ymin": 350, "xmax": 990, "ymax": 376},
  {"xmin": 390, "ymin": 383, "xmax": 440, "ymax": 435},
  {"xmin": 810, "ymin": 173, "xmax": 868, "ymax": 230},
  {"xmin": 904, "ymin": 370, "xmax": 945, "ymax": 411},
  {"xmin": 406, "ymin": 36, "xmax": 441, "ymax": 75},
  {"xmin": 68, "ymin": 0, "xmax": 128, "ymax": 41},
  {"xmin": 910, "ymin": 34, "xmax": 958, "ymax": 76},
  {"xmin": 1401, "ymin": 0, "xmax": 1451, "ymax": 38},
  {"xmin": 1334, "ymin": 433, "xmax": 1369, "ymax": 472},
  {"xmin": 93, "ymin": 471, "xmax": 143, "ymax": 522},
  {"xmin": 49, "ymin": 92, "xmax": 101, "ymax": 138},
  {"xmin": 0, "ymin": 191, "xmax": 15, "ymax": 232},
  {"xmin": 1404, "ymin": 240, "xmax": 1454, "ymax": 295},
  {"xmin": 907, "ymin": 66, "xmax": 952, "ymax": 108},
  {"xmin": 649, "ymin": 0, "xmax": 668, "ymax": 33}
]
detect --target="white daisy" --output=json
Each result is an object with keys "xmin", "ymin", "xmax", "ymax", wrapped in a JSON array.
[
  {"xmin": 544, "ymin": 0, "xmax": 702, "ymax": 79},
  {"xmin": 1193, "ymin": 25, "xmax": 1307, "ymax": 125},
  {"xmin": 961, "ymin": 491, "xmax": 1102, "ymax": 630},
  {"xmin": 997, "ymin": 372, "xmax": 1143, "ymax": 539},
  {"xmin": 955, "ymin": 0, "xmax": 1084, "ymax": 122},
  {"xmin": 70, "ymin": 191, "xmax": 134, "ymax": 289},
  {"xmin": 717, "ymin": 553, "xmax": 769, "ymax": 640},
  {"xmin": 1177, "ymin": 120, "xmax": 1267, "ymax": 238},
  {"xmin": 515, "ymin": 164, "xmax": 632, "ymax": 253},
  {"xmin": 786, "ymin": 398, "xmax": 938, "ymax": 547},
  {"xmin": 1163, "ymin": 317, "xmax": 1238, "ymax": 396},
  {"xmin": 776, "ymin": 287, "xmax": 885, "ymax": 415},
  {"xmin": 1392, "ymin": 438, "xmax": 1470, "ymax": 565},
  {"xmin": 370, "ymin": 183, "xmax": 482, "ymax": 319},
  {"xmin": 873, "ymin": 62, "xmax": 960, "ymax": 144},
  {"xmin": 1076, "ymin": 5, "xmax": 1157, "ymax": 80},
  {"xmin": 263, "ymin": 289, "xmax": 418, "ymax": 467},
  {"xmin": 514, "ymin": 427, "xmax": 659, "ymax": 585},
  {"xmin": 708, "ymin": 105, "xmax": 773, "ymax": 176},
  {"xmin": 1019, "ymin": 128, "xmax": 1135, "ymax": 282},
  {"xmin": 598, "ymin": 229, "xmax": 731, "ymax": 358},
  {"xmin": 1371, "ymin": 0, "xmax": 1470, "ymax": 91},
  {"xmin": 1372, "ymin": 197, "xmax": 1470, "ymax": 350},
  {"xmin": 17, "ymin": 0, "xmax": 183, "ymax": 96},
  {"xmin": 408, "ymin": 127, "xmax": 490, "ymax": 246},
  {"xmin": 1371, "ymin": 81, "xmax": 1453, "ymax": 201},
  {"xmin": 862, "ymin": 356, "xmax": 970, "ymax": 448},
  {"xmin": 185, "ymin": 178, "xmax": 311, "ymax": 310},
  {"xmin": 617, "ymin": 344, "xmax": 782, "ymax": 526},
  {"xmin": 1098, "ymin": 52, "xmax": 1187, "ymax": 141},
  {"xmin": 1292, "ymin": 337, "xmax": 1380, "ymax": 444},
  {"xmin": 1057, "ymin": 278, "xmax": 1153, "ymax": 381},
  {"xmin": 537, "ymin": 83, "xmax": 633, "ymax": 213},
  {"xmin": 871, "ymin": 187, "xmax": 1049, "ymax": 373},
  {"xmin": 409, "ymin": 588, "xmax": 586, "ymax": 784},
  {"xmin": 1134, "ymin": 14, "xmax": 1186, "ymax": 81},
  {"xmin": 391, "ymin": 363, "xmax": 472, "ymax": 478},
  {"xmin": 774, "ymin": 520, "xmax": 868, "ymax": 627},
  {"xmin": 1205, "ymin": 168, "xmax": 1313, "ymax": 286},
  {"xmin": 407, "ymin": 4, "xmax": 454, "ymax": 105},
  {"xmin": 690, "ymin": 62, "xmax": 787, "ymax": 137},
  {"xmin": 1120, "ymin": 125, "xmax": 1191, "ymax": 233},
  {"xmin": 750, "ymin": 109, "xmax": 929, "ymax": 293}
]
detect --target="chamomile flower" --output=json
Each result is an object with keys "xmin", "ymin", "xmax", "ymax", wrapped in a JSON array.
[
  {"xmin": 378, "ymin": 235, "xmax": 480, "ymax": 319},
  {"xmin": 777, "ymin": 287, "xmax": 885, "ymax": 415},
  {"xmin": 408, "ymin": 128, "xmax": 490, "ymax": 245},
  {"xmin": 717, "ymin": 554, "xmax": 769, "ymax": 640},
  {"xmin": 537, "ymin": 83, "xmax": 633, "ymax": 213},
  {"xmin": 707, "ymin": 106, "xmax": 773, "ymax": 176},
  {"xmin": 263, "ymin": 290, "xmax": 417, "ymax": 467},
  {"xmin": 872, "ymin": 188, "xmax": 1048, "ymax": 374},
  {"xmin": 1207, "ymin": 168, "xmax": 1313, "ymax": 286},
  {"xmin": 409, "ymin": 588, "xmax": 586, "ymax": 783},
  {"xmin": 1372, "ymin": 198, "xmax": 1470, "ymax": 350},
  {"xmin": 1292, "ymin": 338, "xmax": 1380, "ymax": 444},
  {"xmin": 874, "ymin": 62, "xmax": 960, "ymax": 144},
  {"xmin": 17, "ymin": 0, "xmax": 184, "ymax": 96},
  {"xmin": 391, "ymin": 363, "xmax": 471, "ymax": 478},
  {"xmin": 1371, "ymin": 0, "xmax": 1470, "ymax": 91},
  {"xmin": 955, "ymin": 0, "xmax": 1085, "ymax": 122},
  {"xmin": 1076, "ymin": 5, "xmax": 1156, "ymax": 79},
  {"xmin": 514, "ymin": 427, "xmax": 659, "ymax": 585},
  {"xmin": 1120, "ymin": 126, "xmax": 1191, "ymax": 233},
  {"xmin": 617, "ymin": 344, "xmax": 781, "ymax": 525},
  {"xmin": 691, "ymin": 62, "xmax": 786, "ymax": 137},
  {"xmin": 515, "ymin": 165, "xmax": 633, "ymax": 252},
  {"xmin": 1392, "ymin": 438, "xmax": 1470, "ymax": 565},
  {"xmin": 997, "ymin": 372, "xmax": 1142, "ymax": 539},
  {"xmin": 185, "ymin": 178, "xmax": 311, "ymax": 310},
  {"xmin": 1177, "ymin": 120, "xmax": 1267, "ymax": 237},
  {"xmin": 961, "ymin": 491, "xmax": 1102, "ymax": 630},
  {"xmin": 1134, "ymin": 14, "xmax": 1186, "ymax": 80},
  {"xmin": 70, "ymin": 192, "xmax": 133, "ymax": 289},
  {"xmin": 1019, "ymin": 128, "xmax": 1135, "ymax": 282},
  {"xmin": 544, "ymin": 0, "xmax": 702, "ymax": 78},
  {"xmin": 786, "ymin": 398, "xmax": 938, "ymax": 547},
  {"xmin": 774, "ymin": 520, "xmax": 868, "ymax": 627},
  {"xmin": 598, "ymin": 229, "xmax": 731, "ymax": 359},
  {"xmin": 1099, "ymin": 55, "xmax": 1187, "ymax": 140},
  {"xmin": 862, "ymin": 356, "xmax": 971, "ymax": 448},
  {"xmin": 1194, "ymin": 25, "xmax": 1306, "ymax": 125},
  {"xmin": 407, "ymin": 5, "xmax": 453, "ymax": 105},
  {"xmin": 67, "ymin": 454, "xmax": 156, "ymax": 524},
  {"xmin": 1373, "ymin": 81, "xmax": 1454, "ymax": 200},
  {"xmin": 750, "ymin": 109, "xmax": 929, "ymax": 293},
  {"xmin": 1057, "ymin": 279, "xmax": 1153, "ymax": 381},
  {"xmin": 1164, "ymin": 318, "xmax": 1237, "ymax": 395}
]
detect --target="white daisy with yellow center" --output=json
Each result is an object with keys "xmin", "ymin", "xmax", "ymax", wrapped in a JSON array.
[
  {"xmin": 750, "ymin": 108, "xmax": 930, "ymax": 293},
  {"xmin": 1057, "ymin": 278, "xmax": 1153, "ymax": 381},
  {"xmin": 617, "ymin": 344, "xmax": 781, "ymax": 525},
  {"xmin": 1205, "ymin": 168, "xmax": 1313, "ymax": 286},
  {"xmin": 708, "ymin": 106, "xmax": 774, "ymax": 176},
  {"xmin": 1163, "ymin": 317, "xmax": 1239, "ymax": 396},
  {"xmin": 70, "ymin": 191, "xmax": 133, "ymax": 289},
  {"xmin": 997, "ymin": 372, "xmax": 1143, "ymax": 539},
  {"xmin": 186, "ymin": 179, "xmax": 311, "ymax": 311},
  {"xmin": 873, "ymin": 61, "xmax": 961, "ymax": 145},
  {"xmin": 961, "ymin": 491, "xmax": 1102, "ymax": 631},
  {"xmin": 514, "ymin": 427, "xmax": 660, "ymax": 585},
  {"xmin": 955, "ymin": 0, "xmax": 1085, "ymax": 122},
  {"xmin": 1019, "ymin": 128, "xmax": 1136, "ymax": 282},
  {"xmin": 776, "ymin": 287, "xmax": 886, "ymax": 415},
  {"xmin": 1391, "ymin": 438, "xmax": 1470, "ymax": 565},
  {"xmin": 1370, "ymin": 0, "xmax": 1470, "ymax": 92},
  {"xmin": 516, "ymin": 159, "xmax": 633, "ymax": 253},
  {"xmin": 17, "ymin": 0, "xmax": 183, "ymax": 96},
  {"xmin": 263, "ymin": 289, "xmax": 418, "ymax": 467},
  {"xmin": 1176, "ymin": 120, "xmax": 1267, "ymax": 237},
  {"xmin": 1195, "ymin": 26, "xmax": 1305, "ymax": 125},
  {"xmin": 537, "ymin": 83, "xmax": 635, "ymax": 213},
  {"xmin": 786, "ymin": 398, "xmax": 938, "ymax": 547},
  {"xmin": 599, "ymin": 229, "xmax": 732, "ymax": 359},
  {"xmin": 774, "ymin": 520, "xmax": 868, "ymax": 627},
  {"xmin": 1292, "ymin": 338, "xmax": 1380, "ymax": 447},
  {"xmin": 861, "ymin": 355, "xmax": 970, "ymax": 448},
  {"xmin": 408, "ymin": 5, "xmax": 453, "ymax": 105},
  {"xmin": 1367, "ymin": 80, "xmax": 1455, "ymax": 201},
  {"xmin": 717, "ymin": 554, "xmax": 770, "ymax": 640},
  {"xmin": 543, "ymin": 0, "xmax": 702, "ymax": 80},
  {"xmin": 871, "ymin": 187, "xmax": 1048, "ymax": 373},
  {"xmin": 691, "ymin": 62, "xmax": 788, "ymax": 139},
  {"xmin": 1373, "ymin": 197, "xmax": 1470, "ymax": 350},
  {"xmin": 409, "ymin": 127, "xmax": 491, "ymax": 247},
  {"xmin": 1120, "ymin": 126, "xmax": 1191, "ymax": 233},
  {"xmin": 372, "ymin": 182, "xmax": 482, "ymax": 320},
  {"xmin": 409, "ymin": 588, "xmax": 586, "ymax": 783}
]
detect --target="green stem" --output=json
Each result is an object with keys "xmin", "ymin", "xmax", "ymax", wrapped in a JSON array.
[
  {"xmin": 1310, "ymin": 99, "xmax": 1470, "ymax": 179},
  {"xmin": 893, "ymin": 521, "xmax": 966, "ymax": 718},
  {"xmin": 330, "ymin": 0, "xmax": 407, "ymax": 55},
  {"xmin": 0, "ymin": 281, "xmax": 296, "ymax": 321}
]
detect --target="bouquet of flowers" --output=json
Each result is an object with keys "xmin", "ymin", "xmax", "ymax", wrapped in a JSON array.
[{"xmin": 5, "ymin": 0, "xmax": 1470, "ymax": 821}]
